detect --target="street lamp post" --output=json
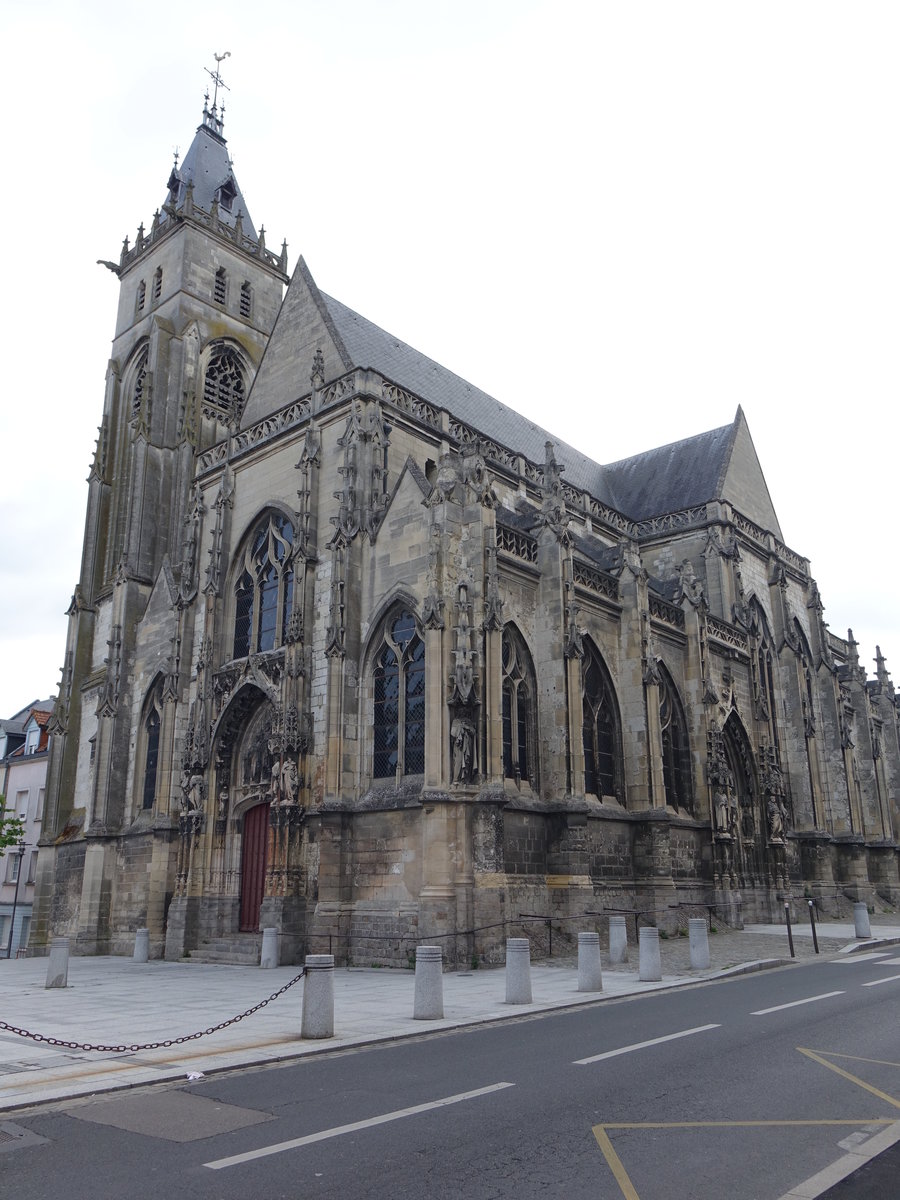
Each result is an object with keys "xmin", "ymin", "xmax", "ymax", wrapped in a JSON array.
[{"xmin": 4, "ymin": 843, "xmax": 27, "ymax": 959}]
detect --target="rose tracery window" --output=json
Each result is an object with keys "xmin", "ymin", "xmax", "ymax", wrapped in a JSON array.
[
  {"xmin": 203, "ymin": 343, "xmax": 246, "ymax": 425},
  {"xmin": 373, "ymin": 610, "xmax": 425, "ymax": 780},
  {"xmin": 232, "ymin": 513, "xmax": 295, "ymax": 659},
  {"xmin": 581, "ymin": 642, "xmax": 624, "ymax": 801},
  {"xmin": 502, "ymin": 625, "xmax": 536, "ymax": 787}
]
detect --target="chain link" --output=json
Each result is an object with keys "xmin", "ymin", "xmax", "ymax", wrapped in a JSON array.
[{"xmin": 0, "ymin": 967, "xmax": 306, "ymax": 1054}]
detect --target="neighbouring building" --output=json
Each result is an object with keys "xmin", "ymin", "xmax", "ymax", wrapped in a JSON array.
[
  {"xmin": 1, "ymin": 700, "xmax": 54, "ymax": 956},
  {"xmin": 31, "ymin": 85, "xmax": 899, "ymax": 966}
]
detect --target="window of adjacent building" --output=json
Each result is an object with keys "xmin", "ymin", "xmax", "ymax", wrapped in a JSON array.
[
  {"xmin": 240, "ymin": 281, "xmax": 252, "ymax": 319},
  {"xmin": 501, "ymin": 625, "xmax": 537, "ymax": 787},
  {"xmin": 214, "ymin": 267, "xmax": 227, "ymax": 306},
  {"xmin": 16, "ymin": 790, "xmax": 28, "ymax": 817},
  {"xmin": 0, "ymin": 916, "xmax": 9, "ymax": 946},
  {"xmin": 659, "ymin": 667, "xmax": 693, "ymax": 812},
  {"xmin": 202, "ymin": 342, "xmax": 245, "ymax": 425},
  {"xmin": 6, "ymin": 853, "xmax": 21, "ymax": 883},
  {"xmin": 24, "ymin": 725, "xmax": 39, "ymax": 754},
  {"xmin": 27, "ymin": 850, "xmax": 38, "ymax": 884},
  {"xmin": 36, "ymin": 788, "xmax": 44, "ymax": 823},
  {"xmin": 373, "ymin": 610, "xmax": 426, "ymax": 779},
  {"xmin": 581, "ymin": 642, "xmax": 624, "ymax": 801},
  {"xmin": 153, "ymin": 266, "xmax": 162, "ymax": 301},
  {"xmin": 232, "ymin": 513, "xmax": 295, "ymax": 659},
  {"xmin": 19, "ymin": 916, "xmax": 31, "ymax": 948},
  {"xmin": 136, "ymin": 279, "xmax": 146, "ymax": 314}
]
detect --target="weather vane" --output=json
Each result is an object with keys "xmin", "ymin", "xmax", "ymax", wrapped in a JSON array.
[{"xmin": 205, "ymin": 51, "xmax": 231, "ymax": 110}]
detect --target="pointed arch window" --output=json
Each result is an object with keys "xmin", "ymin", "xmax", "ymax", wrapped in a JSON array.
[
  {"xmin": 138, "ymin": 685, "xmax": 164, "ymax": 811},
  {"xmin": 131, "ymin": 346, "xmax": 149, "ymax": 421},
  {"xmin": 501, "ymin": 625, "xmax": 537, "ymax": 787},
  {"xmin": 136, "ymin": 279, "xmax": 146, "ymax": 315},
  {"xmin": 581, "ymin": 642, "xmax": 624, "ymax": 801},
  {"xmin": 373, "ymin": 610, "xmax": 425, "ymax": 779},
  {"xmin": 152, "ymin": 266, "xmax": 163, "ymax": 302},
  {"xmin": 214, "ymin": 267, "xmax": 227, "ymax": 306},
  {"xmin": 202, "ymin": 342, "xmax": 246, "ymax": 425},
  {"xmin": 659, "ymin": 667, "xmax": 693, "ymax": 812},
  {"xmin": 232, "ymin": 513, "xmax": 294, "ymax": 659}
]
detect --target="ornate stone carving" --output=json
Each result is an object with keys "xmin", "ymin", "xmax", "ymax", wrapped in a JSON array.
[
  {"xmin": 95, "ymin": 625, "xmax": 122, "ymax": 718},
  {"xmin": 482, "ymin": 529, "xmax": 504, "ymax": 632},
  {"xmin": 423, "ymin": 521, "xmax": 445, "ymax": 631},
  {"xmin": 539, "ymin": 441, "xmax": 570, "ymax": 542},
  {"xmin": 179, "ymin": 482, "xmax": 205, "ymax": 601},
  {"xmin": 324, "ymin": 540, "xmax": 346, "ymax": 658},
  {"xmin": 203, "ymin": 466, "xmax": 234, "ymax": 596},
  {"xmin": 310, "ymin": 347, "xmax": 325, "ymax": 388}
]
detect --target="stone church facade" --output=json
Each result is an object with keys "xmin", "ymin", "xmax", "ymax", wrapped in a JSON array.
[{"xmin": 32, "ymin": 97, "xmax": 900, "ymax": 965}]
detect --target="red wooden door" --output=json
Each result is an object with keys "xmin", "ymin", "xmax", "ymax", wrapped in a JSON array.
[{"xmin": 240, "ymin": 802, "xmax": 270, "ymax": 931}]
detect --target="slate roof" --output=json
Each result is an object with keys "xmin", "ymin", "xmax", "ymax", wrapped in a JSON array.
[
  {"xmin": 316, "ymin": 293, "xmax": 743, "ymax": 523},
  {"xmin": 320, "ymin": 294, "xmax": 607, "ymax": 498},
  {"xmin": 164, "ymin": 119, "xmax": 257, "ymax": 238},
  {"xmin": 603, "ymin": 423, "xmax": 736, "ymax": 521}
]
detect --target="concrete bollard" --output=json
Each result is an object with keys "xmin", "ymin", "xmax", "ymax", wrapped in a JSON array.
[
  {"xmin": 133, "ymin": 928, "xmax": 149, "ymax": 963},
  {"xmin": 301, "ymin": 954, "xmax": 335, "ymax": 1039},
  {"xmin": 577, "ymin": 931, "xmax": 603, "ymax": 992},
  {"xmin": 609, "ymin": 915, "xmax": 628, "ymax": 964},
  {"xmin": 413, "ymin": 945, "xmax": 444, "ymax": 1019},
  {"xmin": 260, "ymin": 927, "xmax": 279, "ymax": 968},
  {"xmin": 45, "ymin": 937, "xmax": 70, "ymax": 989},
  {"xmin": 688, "ymin": 919, "xmax": 710, "ymax": 970},
  {"xmin": 854, "ymin": 902, "xmax": 872, "ymax": 940},
  {"xmin": 505, "ymin": 938, "xmax": 533, "ymax": 1004},
  {"xmin": 638, "ymin": 927, "xmax": 662, "ymax": 982}
]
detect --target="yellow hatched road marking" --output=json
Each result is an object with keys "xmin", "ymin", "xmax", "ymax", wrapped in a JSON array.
[{"xmin": 797, "ymin": 1047, "xmax": 900, "ymax": 1110}]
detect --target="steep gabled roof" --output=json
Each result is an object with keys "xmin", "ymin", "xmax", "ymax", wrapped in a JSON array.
[{"xmin": 241, "ymin": 261, "xmax": 782, "ymax": 533}]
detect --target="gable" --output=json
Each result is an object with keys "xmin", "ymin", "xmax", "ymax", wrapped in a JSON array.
[{"xmin": 240, "ymin": 258, "xmax": 351, "ymax": 429}]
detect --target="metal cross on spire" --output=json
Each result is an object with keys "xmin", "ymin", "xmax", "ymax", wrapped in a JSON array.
[{"xmin": 205, "ymin": 51, "xmax": 231, "ymax": 110}]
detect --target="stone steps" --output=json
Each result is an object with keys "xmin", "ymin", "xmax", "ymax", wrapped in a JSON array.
[{"xmin": 187, "ymin": 934, "xmax": 263, "ymax": 966}]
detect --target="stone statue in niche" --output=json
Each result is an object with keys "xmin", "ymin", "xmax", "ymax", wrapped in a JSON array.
[
  {"xmin": 451, "ymin": 717, "xmax": 476, "ymax": 784},
  {"xmin": 180, "ymin": 770, "xmax": 206, "ymax": 815},
  {"xmin": 767, "ymin": 794, "xmax": 787, "ymax": 841},
  {"xmin": 280, "ymin": 756, "xmax": 299, "ymax": 806}
]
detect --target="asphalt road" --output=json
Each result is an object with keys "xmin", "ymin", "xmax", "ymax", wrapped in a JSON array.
[{"xmin": 4, "ymin": 952, "xmax": 899, "ymax": 1200}]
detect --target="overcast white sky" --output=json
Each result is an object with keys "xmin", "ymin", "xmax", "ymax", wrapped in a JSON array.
[{"xmin": 1, "ymin": 0, "xmax": 898, "ymax": 718}]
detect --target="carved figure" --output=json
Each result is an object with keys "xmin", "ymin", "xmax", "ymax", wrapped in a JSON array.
[
  {"xmin": 451, "ymin": 717, "xmax": 476, "ymax": 784},
  {"xmin": 714, "ymin": 787, "xmax": 730, "ymax": 835},
  {"xmin": 767, "ymin": 795, "xmax": 786, "ymax": 841},
  {"xmin": 280, "ymin": 756, "xmax": 299, "ymax": 806}
]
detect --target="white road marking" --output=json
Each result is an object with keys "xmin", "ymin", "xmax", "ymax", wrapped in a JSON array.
[
  {"xmin": 874, "ymin": 957, "xmax": 900, "ymax": 966},
  {"xmin": 204, "ymin": 1081, "xmax": 515, "ymax": 1169},
  {"xmin": 751, "ymin": 991, "xmax": 844, "ymax": 1015},
  {"xmin": 862, "ymin": 974, "xmax": 900, "ymax": 988},
  {"xmin": 835, "ymin": 953, "xmax": 891, "ymax": 964},
  {"xmin": 573, "ymin": 1024, "xmax": 720, "ymax": 1065}
]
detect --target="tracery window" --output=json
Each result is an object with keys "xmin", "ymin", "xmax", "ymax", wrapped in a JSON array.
[
  {"xmin": 659, "ymin": 667, "xmax": 692, "ymax": 812},
  {"xmin": 232, "ymin": 513, "xmax": 295, "ymax": 659},
  {"xmin": 139, "ymin": 685, "xmax": 163, "ymax": 811},
  {"xmin": 372, "ymin": 610, "xmax": 425, "ymax": 779},
  {"xmin": 581, "ymin": 641, "xmax": 624, "ymax": 801},
  {"xmin": 501, "ymin": 625, "xmax": 536, "ymax": 786},
  {"xmin": 202, "ymin": 342, "xmax": 246, "ymax": 425},
  {"xmin": 131, "ymin": 347, "xmax": 149, "ymax": 421}
]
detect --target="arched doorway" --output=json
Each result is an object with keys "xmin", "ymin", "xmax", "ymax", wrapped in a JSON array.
[{"xmin": 240, "ymin": 801, "xmax": 270, "ymax": 931}]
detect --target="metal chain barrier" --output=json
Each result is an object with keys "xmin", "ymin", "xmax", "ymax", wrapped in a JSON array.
[{"xmin": 0, "ymin": 967, "xmax": 306, "ymax": 1054}]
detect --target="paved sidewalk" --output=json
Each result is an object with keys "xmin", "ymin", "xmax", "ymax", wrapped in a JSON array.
[{"xmin": 2, "ymin": 918, "xmax": 899, "ymax": 1113}]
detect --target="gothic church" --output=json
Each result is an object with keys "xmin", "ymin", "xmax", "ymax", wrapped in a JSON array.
[{"xmin": 33, "ymin": 93, "xmax": 900, "ymax": 964}]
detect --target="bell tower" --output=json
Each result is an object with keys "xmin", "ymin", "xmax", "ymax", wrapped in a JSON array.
[{"xmin": 36, "ymin": 63, "xmax": 288, "ymax": 951}]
